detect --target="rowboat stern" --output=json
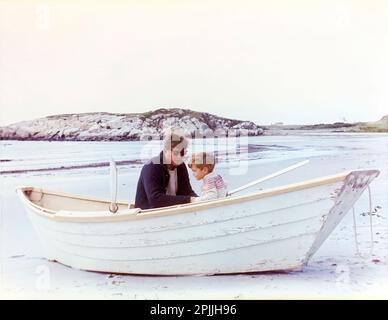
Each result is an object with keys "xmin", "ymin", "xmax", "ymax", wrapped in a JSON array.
[{"xmin": 303, "ymin": 169, "xmax": 380, "ymax": 264}]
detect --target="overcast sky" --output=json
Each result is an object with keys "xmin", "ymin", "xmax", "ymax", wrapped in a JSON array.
[{"xmin": 0, "ymin": 0, "xmax": 387, "ymax": 126}]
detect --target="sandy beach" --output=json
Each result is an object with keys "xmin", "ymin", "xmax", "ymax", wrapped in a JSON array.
[{"xmin": 1, "ymin": 133, "xmax": 387, "ymax": 299}]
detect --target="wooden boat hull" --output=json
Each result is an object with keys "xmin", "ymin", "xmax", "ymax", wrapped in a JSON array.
[{"xmin": 16, "ymin": 169, "xmax": 379, "ymax": 275}]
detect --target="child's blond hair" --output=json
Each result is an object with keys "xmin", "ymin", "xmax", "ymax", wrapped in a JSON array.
[{"xmin": 188, "ymin": 152, "xmax": 216, "ymax": 173}]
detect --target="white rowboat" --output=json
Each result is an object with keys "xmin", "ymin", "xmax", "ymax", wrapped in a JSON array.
[{"xmin": 16, "ymin": 169, "xmax": 379, "ymax": 275}]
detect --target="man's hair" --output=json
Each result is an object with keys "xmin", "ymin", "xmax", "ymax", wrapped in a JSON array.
[
  {"xmin": 163, "ymin": 129, "xmax": 188, "ymax": 153},
  {"xmin": 188, "ymin": 152, "xmax": 216, "ymax": 173}
]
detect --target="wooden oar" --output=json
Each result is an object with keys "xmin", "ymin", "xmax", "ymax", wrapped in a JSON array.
[
  {"xmin": 109, "ymin": 158, "xmax": 118, "ymax": 213},
  {"xmin": 228, "ymin": 159, "xmax": 310, "ymax": 196}
]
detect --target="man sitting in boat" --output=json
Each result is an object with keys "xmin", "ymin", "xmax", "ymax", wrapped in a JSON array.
[{"xmin": 134, "ymin": 131, "xmax": 198, "ymax": 209}]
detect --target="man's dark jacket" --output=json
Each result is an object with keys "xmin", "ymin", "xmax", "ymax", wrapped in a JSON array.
[{"xmin": 135, "ymin": 152, "xmax": 197, "ymax": 209}]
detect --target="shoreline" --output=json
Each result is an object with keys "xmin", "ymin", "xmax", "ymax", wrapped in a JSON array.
[
  {"xmin": 0, "ymin": 159, "xmax": 145, "ymax": 175},
  {"xmin": 1, "ymin": 128, "xmax": 388, "ymax": 143}
]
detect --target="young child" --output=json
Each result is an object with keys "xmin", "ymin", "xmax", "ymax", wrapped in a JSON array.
[{"xmin": 188, "ymin": 152, "xmax": 227, "ymax": 202}]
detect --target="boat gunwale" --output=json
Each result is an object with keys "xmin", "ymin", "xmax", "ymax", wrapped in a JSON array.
[{"xmin": 16, "ymin": 169, "xmax": 380, "ymax": 223}]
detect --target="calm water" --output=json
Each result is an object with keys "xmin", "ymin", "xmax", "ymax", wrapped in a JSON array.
[{"xmin": 1, "ymin": 133, "xmax": 387, "ymax": 177}]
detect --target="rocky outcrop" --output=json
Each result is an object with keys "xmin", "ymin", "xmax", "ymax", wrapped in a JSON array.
[{"xmin": 0, "ymin": 108, "xmax": 265, "ymax": 141}]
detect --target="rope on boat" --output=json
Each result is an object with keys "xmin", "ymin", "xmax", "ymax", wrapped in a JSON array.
[
  {"xmin": 109, "ymin": 158, "xmax": 118, "ymax": 213},
  {"xmin": 368, "ymin": 185, "xmax": 374, "ymax": 255},
  {"xmin": 352, "ymin": 185, "xmax": 374, "ymax": 258},
  {"xmin": 352, "ymin": 206, "xmax": 360, "ymax": 256}
]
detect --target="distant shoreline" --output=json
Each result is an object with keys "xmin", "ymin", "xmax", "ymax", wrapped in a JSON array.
[
  {"xmin": 1, "ymin": 128, "xmax": 388, "ymax": 143},
  {"xmin": 1, "ymin": 109, "xmax": 387, "ymax": 141}
]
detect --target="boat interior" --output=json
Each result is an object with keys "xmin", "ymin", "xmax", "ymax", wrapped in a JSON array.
[{"xmin": 23, "ymin": 187, "xmax": 133, "ymax": 213}]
